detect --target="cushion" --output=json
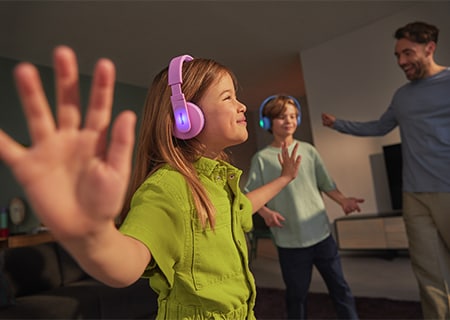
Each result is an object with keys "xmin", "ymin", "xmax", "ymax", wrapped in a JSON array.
[
  {"xmin": 3, "ymin": 242, "xmax": 62, "ymax": 297},
  {"xmin": 0, "ymin": 251, "xmax": 15, "ymax": 309},
  {"xmin": 55, "ymin": 243, "xmax": 88, "ymax": 285}
]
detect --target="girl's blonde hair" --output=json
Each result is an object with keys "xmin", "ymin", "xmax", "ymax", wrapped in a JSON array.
[{"xmin": 120, "ymin": 58, "xmax": 238, "ymax": 229}]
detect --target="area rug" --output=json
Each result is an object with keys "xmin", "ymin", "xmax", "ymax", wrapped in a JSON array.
[{"xmin": 254, "ymin": 287, "xmax": 423, "ymax": 319}]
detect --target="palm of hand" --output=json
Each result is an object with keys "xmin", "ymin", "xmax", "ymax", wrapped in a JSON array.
[{"xmin": 11, "ymin": 130, "xmax": 127, "ymax": 238}]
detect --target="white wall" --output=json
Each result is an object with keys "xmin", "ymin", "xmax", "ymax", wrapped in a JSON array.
[{"xmin": 300, "ymin": 2, "xmax": 450, "ymax": 221}]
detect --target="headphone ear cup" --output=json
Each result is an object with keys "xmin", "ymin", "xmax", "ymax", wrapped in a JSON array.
[
  {"xmin": 173, "ymin": 102, "xmax": 205, "ymax": 140},
  {"xmin": 260, "ymin": 116, "xmax": 271, "ymax": 131}
]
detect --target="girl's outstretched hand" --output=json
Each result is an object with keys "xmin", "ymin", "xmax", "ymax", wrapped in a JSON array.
[
  {"xmin": 246, "ymin": 141, "xmax": 301, "ymax": 214},
  {"xmin": 278, "ymin": 142, "xmax": 301, "ymax": 181},
  {"xmin": 0, "ymin": 46, "xmax": 136, "ymax": 241}
]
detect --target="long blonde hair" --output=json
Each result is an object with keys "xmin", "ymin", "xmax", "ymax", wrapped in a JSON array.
[{"xmin": 120, "ymin": 58, "xmax": 238, "ymax": 229}]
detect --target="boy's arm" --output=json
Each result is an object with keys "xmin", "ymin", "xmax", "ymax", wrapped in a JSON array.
[
  {"xmin": 325, "ymin": 189, "xmax": 365, "ymax": 215},
  {"xmin": 257, "ymin": 206, "xmax": 285, "ymax": 227}
]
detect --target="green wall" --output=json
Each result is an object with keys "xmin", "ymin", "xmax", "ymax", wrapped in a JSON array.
[{"xmin": 0, "ymin": 56, "xmax": 147, "ymax": 234}]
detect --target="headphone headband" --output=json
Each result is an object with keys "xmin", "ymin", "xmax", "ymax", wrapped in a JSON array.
[
  {"xmin": 258, "ymin": 95, "xmax": 301, "ymax": 131},
  {"xmin": 168, "ymin": 55, "xmax": 193, "ymax": 86},
  {"xmin": 168, "ymin": 55, "xmax": 205, "ymax": 139}
]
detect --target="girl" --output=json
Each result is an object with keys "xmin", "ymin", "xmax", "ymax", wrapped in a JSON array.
[{"xmin": 0, "ymin": 46, "xmax": 300, "ymax": 319}]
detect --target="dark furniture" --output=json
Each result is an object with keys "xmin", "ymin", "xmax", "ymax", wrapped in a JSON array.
[
  {"xmin": 0, "ymin": 240, "xmax": 158, "ymax": 319},
  {"xmin": 334, "ymin": 211, "xmax": 408, "ymax": 251},
  {"xmin": 382, "ymin": 143, "xmax": 403, "ymax": 210},
  {"xmin": 247, "ymin": 214, "xmax": 272, "ymax": 264},
  {"xmin": 0, "ymin": 231, "xmax": 55, "ymax": 250}
]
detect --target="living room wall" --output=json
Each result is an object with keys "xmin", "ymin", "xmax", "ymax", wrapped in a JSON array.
[{"xmin": 301, "ymin": 2, "xmax": 450, "ymax": 220}]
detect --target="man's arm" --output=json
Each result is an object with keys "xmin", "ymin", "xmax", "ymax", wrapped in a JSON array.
[{"xmin": 322, "ymin": 106, "xmax": 398, "ymax": 137}]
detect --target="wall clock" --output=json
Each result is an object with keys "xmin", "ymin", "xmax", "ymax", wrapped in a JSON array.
[{"xmin": 9, "ymin": 197, "xmax": 26, "ymax": 226}]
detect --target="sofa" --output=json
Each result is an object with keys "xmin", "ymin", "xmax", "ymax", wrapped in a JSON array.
[{"xmin": 0, "ymin": 240, "xmax": 158, "ymax": 319}]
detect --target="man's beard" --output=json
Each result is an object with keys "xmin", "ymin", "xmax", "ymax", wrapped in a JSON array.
[{"xmin": 404, "ymin": 61, "xmax": 425, "ymax": 81}]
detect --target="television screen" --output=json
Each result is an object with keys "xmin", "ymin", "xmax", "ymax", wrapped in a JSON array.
[{"xmin": 382, "ymin": 143, "xmax": 402, "ymax": 210}]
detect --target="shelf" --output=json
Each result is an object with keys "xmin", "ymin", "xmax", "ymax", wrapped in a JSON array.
[{"xmin": 0, "ymin": 231, "xmax": 54, "ymax": 249}]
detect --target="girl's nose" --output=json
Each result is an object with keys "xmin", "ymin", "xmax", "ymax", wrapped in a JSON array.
[{"xmin": 239, "ymin": 101, "xmax": 247, "ymax": 113}]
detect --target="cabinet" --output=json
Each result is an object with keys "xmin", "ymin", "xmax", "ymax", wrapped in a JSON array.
[{"xmin": 334, "ymin": 211, "xmax": 408, "ymax": 250}]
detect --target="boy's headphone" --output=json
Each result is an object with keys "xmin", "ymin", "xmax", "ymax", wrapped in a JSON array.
[
  {"xmin": 168, "ymin": 54, "xmax": 205, "ymax": 140},
  {"xmin": 258, "ymin": 95, "xmax": 302, "ymax": 131}
]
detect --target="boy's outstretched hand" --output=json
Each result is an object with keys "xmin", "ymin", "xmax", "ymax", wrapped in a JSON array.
[{"xmin": 0, "ymin": 46, "xmax": 136, "ymax": 241}]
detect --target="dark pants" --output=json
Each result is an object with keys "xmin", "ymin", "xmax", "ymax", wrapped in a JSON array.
[{"xmin": 277, "ymin": 235, "xmax": 358, "ymax": 319}]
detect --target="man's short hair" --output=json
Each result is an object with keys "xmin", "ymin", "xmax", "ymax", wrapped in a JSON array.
[{"xmin": 394, "ymin": 21, "xmax": 439, "ymax": 44}]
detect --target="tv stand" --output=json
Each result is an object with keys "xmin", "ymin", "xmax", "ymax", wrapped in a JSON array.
[{"xmin": 334, "ymin": 211, "xmax": 408, "ymax": 250}]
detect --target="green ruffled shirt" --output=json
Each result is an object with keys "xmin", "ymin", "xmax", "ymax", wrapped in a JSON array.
[{"xmin": 120, "ymin": 157, "xmax": 256, "ymax": 320}]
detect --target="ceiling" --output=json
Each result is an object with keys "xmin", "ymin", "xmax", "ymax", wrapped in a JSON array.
[{"xmin": 0, "ymin": 1, "xmax": 419, "ymax": 108}]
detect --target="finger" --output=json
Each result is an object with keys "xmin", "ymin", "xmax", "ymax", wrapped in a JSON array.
[
  {"xmin": 283, "ymin": 142, "xmax": 289, "ymax": 158},
  {"xmin": 296, "ymin": 155, "xmax": 302, "ymax": 167},
  {"xmin": 280, "ymin": 143, "xmax": 290, "ymax": 162},
  {"xmin": 277, "ymin": 153, "xmax": 283, "ymax": 165},
  {"xmin": 14, "ymin": 63, "xmax": 56, "ymax": 143},
  {"xmin": 0, "ymin": 130, "xmax": 26, "ymax": 168},
  {"xmin": 85, "ymin": 58, "xmax": 116, "ymax": 156},
  {"xmin": 273, "ymin": 221, "xmax": 283, "ymax": 228},
  {"xmin": 85, "ymin": 58, "xmax": 115, "ymax": 132},
  {"xmin": 54, "ymin": 46, "xmax": 81, "ymax": 129},
  {"xmin": 275, "ymin": 217, "xmax": 285, "ymax": 227},
  {"xmin": 290, "ymin": 143, "xmax": 299, "ymax": 159},
  {"xmin": 106, "ymin": 111, "xmax": 136, "ymax": 177}
]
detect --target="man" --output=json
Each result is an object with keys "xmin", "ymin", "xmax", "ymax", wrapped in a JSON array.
[
  {"xmin": 322, "ymin": 21, "xmax": 450, "ymax": 319},
  {"xmin": 247, "ymin": 94, "xmax": 363, "ymax": 319}
]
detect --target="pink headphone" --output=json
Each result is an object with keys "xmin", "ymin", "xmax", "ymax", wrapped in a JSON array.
[{"xmin": 168, "ymin": 54, "xmax": 205, "ymax": 140}]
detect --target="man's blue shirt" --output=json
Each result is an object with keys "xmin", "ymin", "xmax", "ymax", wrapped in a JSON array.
[{"xmin": 334, "ymin": 68, "xmax": 450, "ymax": 192}]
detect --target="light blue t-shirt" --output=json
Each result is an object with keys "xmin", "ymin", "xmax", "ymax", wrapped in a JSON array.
[
  {"xmin": 334, "ymin": 68, "xmax": 450, "ymax": 193},
  {"xmin": 245, "ymin": 141, "xmax": 336, "ymax": 248}
]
